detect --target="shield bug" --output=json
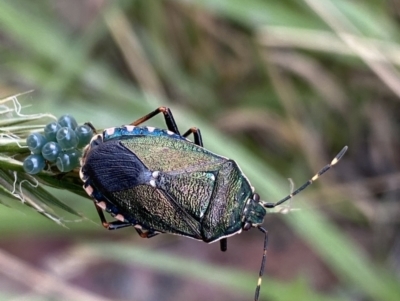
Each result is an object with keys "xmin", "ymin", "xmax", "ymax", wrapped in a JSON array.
[{"xmin": 79, "ymin": 107, "xmax": 347, "ymax": 301}]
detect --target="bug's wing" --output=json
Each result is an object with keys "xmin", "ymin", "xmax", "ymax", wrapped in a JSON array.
[
  {"xmin": 121, "ymin": 135, "xmax": 226, "ymax": 219},
  {"xmin": 85, "ymin": 140, "xmax": 204, "ymax": 238},
  {"xmin": 115, "ymin": 136, "xmax": 232, "ymax": 239},
  {"xmin": 111, "ymin": 184, "xmax": 203, "ymax": 239}
]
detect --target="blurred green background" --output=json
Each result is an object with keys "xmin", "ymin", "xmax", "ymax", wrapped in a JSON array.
[{"xmin": 0, "ymin": 0, "xmax": 400, "ymax": 300}]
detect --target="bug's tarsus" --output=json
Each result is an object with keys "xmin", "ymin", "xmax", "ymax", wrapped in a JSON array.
[
  {"xmin": 134, "ymin": 228, "xmax": 159, "ymax": 239},
  {"xmin": 183, "ymin": 127, "xmax": 203, "ymax": 146},
  {"xmin": 255, "ymin": 226, "xmax": 268, "ymax": 301},
  {"xmin": 130, "ymin": 107, "xmax": 181, "ymax": 135},
  {"xmin": 262, "ymin": 146, "xmax": 348, "ymax": 209},
  {"xmin": 84, "ymin": 122, "xmax": 98, "ymax": 134},
  {"xmin": 94, "ymin": 204, "xmax": 131, "ymax": 230}
]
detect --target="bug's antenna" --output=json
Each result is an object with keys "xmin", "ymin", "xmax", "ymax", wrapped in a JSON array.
[
  {"xmin": 262, "ymin": 146, "xmax": 348, "ymax": 209},
  {"xmin": 254, "ymin": 226, "xmax": 268, "ymax": 301}
]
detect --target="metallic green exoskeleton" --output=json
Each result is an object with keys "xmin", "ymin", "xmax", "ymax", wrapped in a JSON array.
[{"xmin": 79, "ymin": 107, "xmax": 347, "ymax": 301}]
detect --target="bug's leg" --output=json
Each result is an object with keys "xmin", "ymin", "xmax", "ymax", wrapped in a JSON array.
[
  {"xmin": 182, "ymin": 127, "xmax": 203, "ymax": 146},
  {"xmin": 84, "ymin": 122, "xmax": 98, "ymax": 134},
  {"xmin": 134, "ymin": 228, "xmax": 159, "ymax": 239},
  {"xmin": 219, "ymin": 238, "xmax": 228, "ymax": 252},
  {"xmin": 183, "ymin": 127, "xmax": 229, "ymax": 252},
  {"xmin": 130, "ymin": 107, "xmax": 180, "ymax": 135},
  {"xmin": 94, "ymin": 203, "xmax": 131, "ymax": 230},
  {"xmin": 254, "ymin": 227, "xmax": 268, "ymax": 301},
  {"xmin": 262, "ymin": 146, "xmax": 348, "ymax": 209}
]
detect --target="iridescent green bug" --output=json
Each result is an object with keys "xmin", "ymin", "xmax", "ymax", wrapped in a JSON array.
[{"xmin": 79, "ymin": 107, "xmax": 347, "ymax": 301}]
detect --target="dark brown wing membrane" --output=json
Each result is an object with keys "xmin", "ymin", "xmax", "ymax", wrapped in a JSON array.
[{"xmin": 83, "ymin": 140, "xmax": 152, "ymax": 192}]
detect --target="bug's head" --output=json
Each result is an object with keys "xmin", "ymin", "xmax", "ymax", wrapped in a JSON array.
[{"xmin": 242, "ymin": 193, "xmax": 266, "ymax": 230}]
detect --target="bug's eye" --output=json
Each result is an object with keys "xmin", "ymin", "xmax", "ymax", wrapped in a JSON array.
[
  {"xmin": 243, "ymin": 222, "xmax": 252, "ymax": 231},
  {"xmin": 253, "ymin": 193, "xmax": 260, "ymax": 203}
]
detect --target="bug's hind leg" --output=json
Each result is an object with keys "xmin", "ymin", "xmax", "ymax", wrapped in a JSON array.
[
  {"xmin": 130, "ymin": 107, "xmax": 180, "ymax": 135},
  {"xmin": 95, "ymin": 202, "xmax": 160, "ymax": 239},
  {"xmin": 183, "ymin": 127, "xmax": 228, "ymax": 252},
  {"xmin": 94, "ymin": 203, "xmax": 131, "ymax": 230},
  {"xmin": 84, "ymin": 122, "xmax": 98, "ymax": 134}
]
